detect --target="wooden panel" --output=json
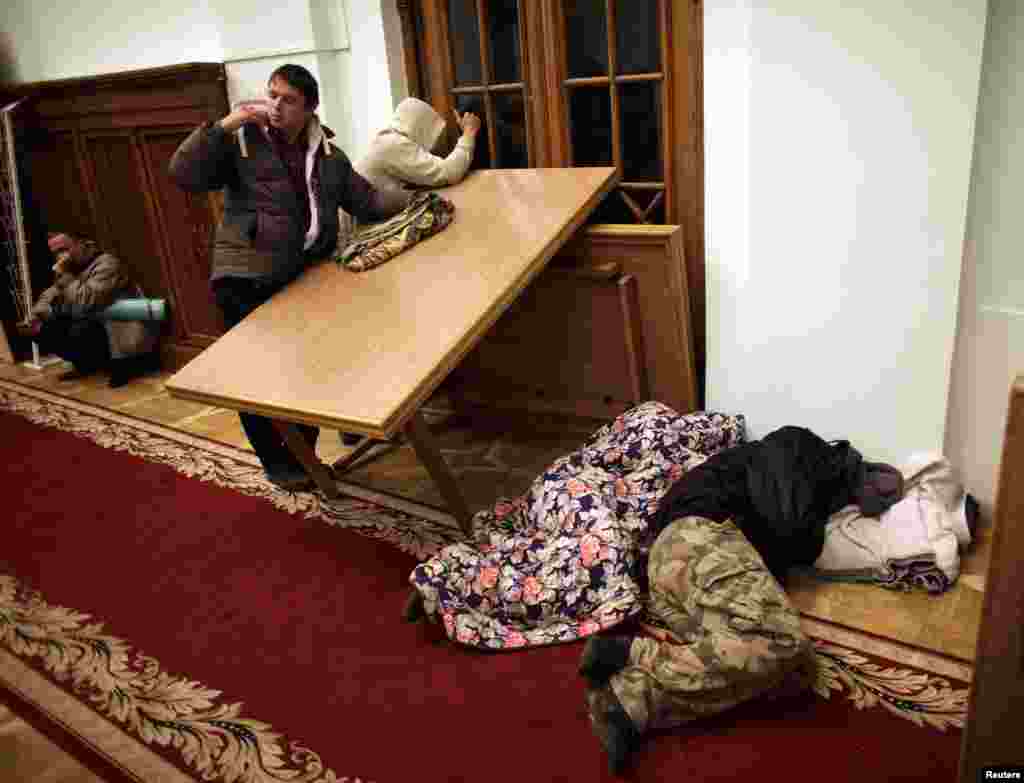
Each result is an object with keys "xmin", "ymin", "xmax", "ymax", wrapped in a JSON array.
[
  {"xmin": 667, "ymin": 0, "xmax": 705, "ymax": 393},
  {"xmin": 959, "ymin": 376, "xmax": 1024, "ymax": 780},
  {"xmin": 457, "ymin": 222, "xmax": 697, "ymax": 419},
  {"xmin": 455, "ymin": 270, "xmax": 644, "ymax": 419},
  {"xmin": 557, "ymin": 223, "xmax": 697, "ymax": 414},
  {"xmin": 140, "ymin": 129, "xmax": 223, "ymax": 343},
  {"xmin": 166, "ymin": 167, "xmax": 618, "ymax": 439},
  {"xmin": 22, "ymin": 130, "xmax": 95, "ymax": 240},
  {"xmin": 82, "ymin": 132, "xmax": 166, "ymax": 305}
]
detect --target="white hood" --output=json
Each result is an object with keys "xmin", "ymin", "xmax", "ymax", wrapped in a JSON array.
[
  {"xmin": 352, "ymin": 98, "xmax": 475, "ymax": 195},
  {"xmin": 388, "ymin": 97, "xmax": 447, "ymax": 152}
]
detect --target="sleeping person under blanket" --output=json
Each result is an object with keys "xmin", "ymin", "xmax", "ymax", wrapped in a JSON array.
[{"xmin": 404, "ymin": 402, "xmax": 910, "ymax": 774}]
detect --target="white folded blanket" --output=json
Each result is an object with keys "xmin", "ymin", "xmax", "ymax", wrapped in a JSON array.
[{"xmin": 812, "ymin": 453, "xmax": 972, "ymax": 593}]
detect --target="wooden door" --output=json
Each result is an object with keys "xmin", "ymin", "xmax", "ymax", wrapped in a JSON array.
[
  {"xmin": 415, "ymin": 0, "xmax": 543, "ymax": 171},
  {"xmin": 409, "ymin": 0, "xmax": 700, "ymax": 224},
  {"xmin": 959, "ymin": 376, "xmax": 1024, "ymax": 780},
  {"xmin": 401, "ymin": 0, "xmax": 706, "ymax": 388},
  {"xmin": 541, "ymin": 0, "xmax": 672, "ymax": 224}
]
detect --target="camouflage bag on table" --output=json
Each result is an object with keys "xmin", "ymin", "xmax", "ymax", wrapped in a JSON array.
[{"xmin": 335, "ymin": 191, "xmax": 455, "ymax": 272}]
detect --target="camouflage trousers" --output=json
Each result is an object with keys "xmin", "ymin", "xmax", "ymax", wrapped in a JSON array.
[{"xmin": 610, "ymin": 516, "xmax": 815, "ymax": 734}]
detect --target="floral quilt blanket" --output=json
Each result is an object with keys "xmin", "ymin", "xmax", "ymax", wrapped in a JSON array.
[{"xmin": 410, "ymin": 402, "xmax": 746, "ymax": 649}]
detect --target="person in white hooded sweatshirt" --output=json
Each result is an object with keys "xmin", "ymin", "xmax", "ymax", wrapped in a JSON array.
[{"xmin": 354, "ymin": 97, "xmax": 481, "ymax": 197}]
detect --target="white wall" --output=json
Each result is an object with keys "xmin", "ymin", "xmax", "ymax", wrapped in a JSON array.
[
  {"xmin": 0, "ymin": 0, "xmax": 409, "ymax": 162},
  {"xmin": 340, "ymin": 0, "xmax": 405, "ymax": 161},
  {"xmin": 705, "ymin": 0, "xmax": 987, "ymax": 465},
  {"xmin": 2, "ymin": 0, "xmax": 222, "ymax": 82},
  {"xmin": 945, "ymin": 0, "xmax": 1024, "ymax": 517}
]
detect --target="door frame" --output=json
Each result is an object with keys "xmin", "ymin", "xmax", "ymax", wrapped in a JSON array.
[{"xmin": 396, "ymin": 0, "xmax": 706, "ymax": 390}]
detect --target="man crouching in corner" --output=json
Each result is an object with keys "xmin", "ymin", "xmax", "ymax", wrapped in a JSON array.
[
  {"xmin": 167, "ymin": 64, "xmax": 410, "ymax": 492},
  {"xmin": 18, "ymin": 233, "xmax": 160, "ymax": 388}
]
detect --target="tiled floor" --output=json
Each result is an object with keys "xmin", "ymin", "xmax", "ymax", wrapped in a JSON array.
[{"xmin": 1, "ymin": 359, "xmax": 988, "ymax": 662}]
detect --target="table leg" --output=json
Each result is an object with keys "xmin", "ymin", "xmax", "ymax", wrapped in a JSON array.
[
  {"xmin": 403, "ymin": 412, "xmax": 474, "ymax": 536},
  {"xmin": 272, "ymin": 421, "xmax": 339, "ymax": 499},
  {"xmin": 331, "ymin": 437, "xmax": 381, "ymax": 474}
]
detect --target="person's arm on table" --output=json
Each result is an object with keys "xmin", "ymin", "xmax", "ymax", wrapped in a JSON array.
[{"xmin": 338, "ymin": 159, "xmax": 412, "ymax": 223}]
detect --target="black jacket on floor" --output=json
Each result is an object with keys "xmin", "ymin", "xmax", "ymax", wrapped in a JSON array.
[{"xmin": 652, "ymin": 426, "xmax": 901, "ymax": 582}]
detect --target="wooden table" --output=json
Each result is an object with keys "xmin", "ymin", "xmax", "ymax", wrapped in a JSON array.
[{"xmin": 166, "ymin": 167, "xmax": 618, "ymax": 534}]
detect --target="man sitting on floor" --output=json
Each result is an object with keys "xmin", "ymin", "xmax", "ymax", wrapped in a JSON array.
[{"xmin": 17, "ymin": 233, "xmax": 160, "ymax": 388}]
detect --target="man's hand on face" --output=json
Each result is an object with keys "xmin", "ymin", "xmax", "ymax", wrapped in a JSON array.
[
  {"xmin": 48, "ymin": 234, "xmax": 79, "ymax": 277},
  {"xmin": 15, "ymin": 319, "xmax": 42, "ymax": 338},
  {"xmin": 52, "ymin": 253, "xmax": 75, "ymax": 276},
  {"xmin": 220, "ymin": 99, "xmax": 273, "ymax": 133}
]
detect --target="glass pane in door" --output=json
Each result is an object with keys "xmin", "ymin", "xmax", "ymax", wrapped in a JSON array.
[
  {"xmin": 455, "ymin": 94, "xmax": 492, "ymax": 169},
  {"xmin": 615, "ymin": 0, "xmax": 660, "ymax": 74},
  {"xmin": 569, "ymin": 86, "xmax": 613, "ymax": 166},
  {"xmin": 493, "ymin": 91, "xmax": 528, "ymax": 168},
  {"xmin": 565, "ymin": 0, "xmax": 609, "ymax": 77},
  {"xmin": 644, "ymin": 196, "xmax": 666, "ymax": 224},
  {"xmin": 487, "ymin": 1, "xmax": 521, "ymax": 84},
  {"xmin": 619, "ymin": 82, "xmax": 662, "ymax": 181},
  {"xmin": 587, "ymin": 193, "xmax": 636, "ymax": 224},
  {"xmin": 448, "ymin": 0, "xmax": 483, "ymax": 85}
]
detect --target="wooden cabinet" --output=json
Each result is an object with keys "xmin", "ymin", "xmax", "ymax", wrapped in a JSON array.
[
  {"xmin": 454, "ymin": 223, "xmax": 698, "ymax": 418},
  {"xmin": 11, "ymin": 63, "xmax": 229, "ymax": 368}
]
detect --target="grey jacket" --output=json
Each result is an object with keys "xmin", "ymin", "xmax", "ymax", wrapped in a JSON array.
[{"xmin": 32, "ymin": 252, "xmax": 158, "ymax": 359}]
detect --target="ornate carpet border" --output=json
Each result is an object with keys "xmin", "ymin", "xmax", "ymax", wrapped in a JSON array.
[
  {"xmin": 1, "ymin": 646, "xmax": 196, "ymax": 783},
  {"xmin": 1, "ymin": 570, "xmax": 969, "ymax": 783},
  {"xmin": 0, "ymin": 377, "xmax": 461, "ymax": 561},
  {"xmin": 801, "ymin": 616, "xmax": 973, "ymax": 684}
]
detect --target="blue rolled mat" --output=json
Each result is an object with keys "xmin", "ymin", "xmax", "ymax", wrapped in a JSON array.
[{"xmin": 96, "ymin": 298, "xmax": 168, "ymax": 322}]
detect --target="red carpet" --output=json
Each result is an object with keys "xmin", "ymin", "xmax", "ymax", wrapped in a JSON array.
[{"xmin": 0, "ymin": 400, "xmax": 967, "ymax": 782}]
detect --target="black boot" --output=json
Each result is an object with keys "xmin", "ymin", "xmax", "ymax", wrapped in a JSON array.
[
  {"xmin": 108, "ymin": 352, "xmax": 160, "ymax": 388},
  {"xmin": 965, "ymin": 493, "xmax": 980, "ymax": 539},
  {"xmin": 585, "ymin": 685, "xmax": 641, "ymax": 776},
  {"xmin": 403, "ymin": 588, "xmax": 426, "ymax": 623},
  {"xmin": 58, "ymin": 364, "xmax": 97, "ymax": 382},
  {"xmin": 579, "ymin": 635, "xmax": 633, "ymax": 684},
  {"xmin": 264, "ymin": 463, "xmax": 315, "ymax": 492}
]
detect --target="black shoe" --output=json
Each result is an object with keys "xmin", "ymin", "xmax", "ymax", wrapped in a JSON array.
[
  {"xmin": 108, "ymin": 371, "xmax": 132, "ymax": 389},
  {"xmin": 340, "ymin": 432, "xmax": 363, "ymax": 447},
  {"xmin": 579, "ymin": 635, "xmax": 633, "ymax": 685},
  {"xmin": 108, "ymin": 352, "xmax": 159, "ymax": 388},
  {"xmin": 266, "ymin": 467, "xmax": 315, "ymax": 492},
  {"xmin": 585, "ymin": 685, "xmax": 641, "ymax": 776},
  {"xmin": 965, "ymin": 493, "xmax": 980, "ymax": 539},
  {"xmin": 403, "ymin": 588, "xmax": 426, "ymax": 623},
  {"xmin": 58, "ymin": 363, "xmax": 99, "ymax": 382}
]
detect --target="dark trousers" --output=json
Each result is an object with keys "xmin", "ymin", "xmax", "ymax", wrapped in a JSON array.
[
  {"xmin": 36, "ymin": 317, "xmax": 111, "ymax": 372},
  {"xmin": 211, "ymin": 277, "xmax": 319, "ymax": 474}
]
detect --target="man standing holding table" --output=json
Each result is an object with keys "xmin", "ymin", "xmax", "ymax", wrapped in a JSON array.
[{"xmin": 169, "ymin": 64, "xmax": 410, "ymax": 491}]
